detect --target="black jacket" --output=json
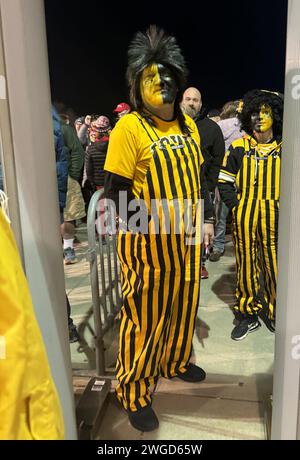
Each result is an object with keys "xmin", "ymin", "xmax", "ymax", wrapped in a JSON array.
[
  {"xmin": 85, "ymin": 138, "xmax": 108, "ymax": 187},
  {"xmin": 194, "ymin": 114, "xmax": 225, "ymax": 192}
]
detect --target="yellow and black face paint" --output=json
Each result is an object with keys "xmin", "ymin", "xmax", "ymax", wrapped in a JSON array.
[
  {"xmin": 140, "ymin": 63, "xmax": 177, "ymax": 109},
  {"xmin": 251, "ymin": 104, "xmax": 273, "ymax": 133}
]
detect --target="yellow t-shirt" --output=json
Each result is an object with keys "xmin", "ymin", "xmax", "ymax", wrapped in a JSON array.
[{"xmin": 104, "ymin": 112, "xmax": 201, "ymax": 198}]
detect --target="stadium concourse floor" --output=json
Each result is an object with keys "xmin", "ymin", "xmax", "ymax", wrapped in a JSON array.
[{"xmin": 65, "ymin": 223, "xmax": 274, "ymax": 440}]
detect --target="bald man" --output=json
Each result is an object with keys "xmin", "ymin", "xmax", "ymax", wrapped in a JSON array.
[
  {"xmin": 181, "ymin": 87, "xmax": 202, "ymax": 119},
  {"xmin": 182, "ymin": 87, "xmax": 225, "ymax": 279}
]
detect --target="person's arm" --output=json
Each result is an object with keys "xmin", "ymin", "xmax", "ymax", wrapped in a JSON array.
[
  {"xmin": 104, "ymin": 119, "xmax": 139, "ymax": 219},
  {"xmin": 77, "ymin": 120, "xmax": 89, "ymax": 146},
  {"xmin": 63, "ymin": 125, "xmax": 85, "ymax": 181},
  {"xmin": 190, "ymin": 117, "xmax": 214, "ymax": 223},
  {"xmin": 206, "ymin": 122, "xmax": 225, "ymax": 191},
  {"xmin": 104, "ymin": 172, "xmax": 136, "ymax": 218},
  {"xmin": 85, "ymin": 148, "xmax": 94, "ymax": 187},
  {"xmin": 218, "ymin": 144, "xmax": 242, "ymax": 210},
  {"xmin": 200, "ymin": 167, "xmax": 214, "ymax": 221},
  {"xmin": 53, "ymin": 118, "xmax": 68, "ymax": 211}
]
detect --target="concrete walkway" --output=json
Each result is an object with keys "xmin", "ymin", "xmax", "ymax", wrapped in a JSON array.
[{"xmin": 65, "ymin": 226, "xmax": 274, "ymax": 440}]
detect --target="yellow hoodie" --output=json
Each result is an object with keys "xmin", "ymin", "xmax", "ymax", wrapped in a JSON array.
[{"xmin": 0, "ymin": 208, "xmax": 64, "ymax": 439}]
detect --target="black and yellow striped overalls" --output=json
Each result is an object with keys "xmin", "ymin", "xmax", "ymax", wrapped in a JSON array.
[
  {"xmin": 116, "ymin": 115, "xmax": 202, "ymax": 412},
  {"xmin": 219, "ymin": 136, "xmax": 281, "ymax": 320}
]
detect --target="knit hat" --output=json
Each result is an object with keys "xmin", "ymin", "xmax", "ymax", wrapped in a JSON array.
[{"xmin": 89, "ymin": 115, "xmax": 112, "ymax": 141}]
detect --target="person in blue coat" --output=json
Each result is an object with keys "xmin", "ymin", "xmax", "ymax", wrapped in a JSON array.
[
  {"xmin": 52, "ymin": 106, "xmax": 68, "ymax": 215},
  {"xmin": 51, "ymin": 106, "xmax": 79, "ymax": 342}
]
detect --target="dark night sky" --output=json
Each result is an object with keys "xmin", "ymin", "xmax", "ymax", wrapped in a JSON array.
[{"xmin": 44, "ymin": 0, "xmax": 288, "ymax": 118}]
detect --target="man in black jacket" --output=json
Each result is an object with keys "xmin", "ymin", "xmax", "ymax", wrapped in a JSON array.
[{"xmin": 181, "ymin": 87, "xmax": 225, "ymax": 278}]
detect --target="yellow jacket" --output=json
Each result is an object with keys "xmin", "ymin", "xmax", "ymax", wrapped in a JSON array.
[{"xmin": 0, "ymin": 208, "xmax": 64, "ymax": 439}]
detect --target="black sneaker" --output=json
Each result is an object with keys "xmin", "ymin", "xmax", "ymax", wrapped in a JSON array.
[
  {"xmin": 69, "ymin": 323, "xmax": 80, "ymax": 343},
  {"xmin": 258, "ymin": 309, "xmax": 275, "ymax": 333},
  {"xmin": 177, "ymin": 363, "xmax": 206, "ymax": 382},
  {"xmin": 127, "ymin": 406, "xmax": 159, "ymax": 432},
  {"xmin": 231, "ymin": 317, "xmax": 261, "ymax": 341}
]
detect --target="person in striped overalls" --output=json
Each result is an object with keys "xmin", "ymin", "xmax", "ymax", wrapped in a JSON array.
[
  {"xmin": 104, "ymin": 25, "xmax": 214, "ymax": 431},
  {"xmin": 218, "ymin": 89, "xmax": 283, "ymax": 341}
]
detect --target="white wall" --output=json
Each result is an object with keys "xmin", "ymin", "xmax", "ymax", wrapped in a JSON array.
[
  {"xmin": 0, "ymin": 0, "xmax": 77, "ymax": 439},
  {"xmin": 272, "ymin": 0, "xmax": 300, "ymax": 440}
]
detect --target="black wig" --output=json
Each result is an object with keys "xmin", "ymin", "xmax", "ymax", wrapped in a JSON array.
[
  {"xmin": 238, "ymin": 89, "xmax": 284, "ymax": 139},
  {"xmin": 126, "ymin": 25, "xmax": 190, "ymax": 134}
]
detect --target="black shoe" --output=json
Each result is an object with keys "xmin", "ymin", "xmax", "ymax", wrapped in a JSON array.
[
  {"xmin": 209, "ymin": 250, "xmax": 224, "ymax": 262},
  {"xmin": 69, "ymin": 323, "xmax": 80, "ymax": 343},
  {"xmin": 177, "ymin": 363, "xmax": 206, "ymax": 382},
  {"xmin": 127, "ymin": 406, "xmax": 159, "ymax": 432},
  {"xmin": 258, "ymin": 310, "xmax": 275, "ymax": 333},
  {"xmin": 231, "ymin": 317, "xmax": 261, "ymax": 341}
]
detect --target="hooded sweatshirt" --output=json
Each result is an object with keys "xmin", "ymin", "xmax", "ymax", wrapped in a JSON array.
[{"xmin": 217, "ymin": 117, "xmax": 244, "ymax": 151}]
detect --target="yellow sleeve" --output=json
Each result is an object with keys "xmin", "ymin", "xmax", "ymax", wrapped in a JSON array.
[{"xmin": 104, "ymin": 116, "xmax": 139, "ymax": 180}]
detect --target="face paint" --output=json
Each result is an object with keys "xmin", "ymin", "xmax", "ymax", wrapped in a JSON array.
[
  {"xmin": 140, "ymin": 63, "xmax": 177, "ymax": 109},
  {"xmin": 251, "ymin": 104, "xmax": 273, "ymax": 133}
]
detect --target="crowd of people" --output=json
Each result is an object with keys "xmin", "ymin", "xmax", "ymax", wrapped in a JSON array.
[
  {"xmin": 47, "ymin": 26, "xmax": 283, "ymax": 432},
  {"xmin": 50, "ymin": 101, "xmax": 132, "ymax": 341},
  {"xmin": 42, "ymin": 25, "xmax": 284, "ymax": 432}
]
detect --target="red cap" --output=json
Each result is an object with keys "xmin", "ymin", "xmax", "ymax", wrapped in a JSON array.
[{"xmin": 113, "ymin": 102, "xmax": 131, "ymax": 113}]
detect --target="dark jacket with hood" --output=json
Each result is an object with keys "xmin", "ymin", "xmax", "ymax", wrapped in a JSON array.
[{"xmin": 194, "ymin": 111, "xmax": 225, "ymax": 192}]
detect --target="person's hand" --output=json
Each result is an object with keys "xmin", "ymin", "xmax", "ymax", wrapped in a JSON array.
[
  {"xmin": 204, "ymin": 223, "xmax": 214, "ymax": 247},
  {"xmin": 85, "ymin": 115, "xmax": 91, "ymax": 126}
]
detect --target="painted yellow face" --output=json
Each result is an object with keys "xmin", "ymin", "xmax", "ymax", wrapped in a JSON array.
[
  {"xmin": 251, "ymin": 104, "xmax": 273, "ymax": 133},
  {"xmin": 140, "ymin": 63, "xmax": 177, "ymax": 109},
  {"xmin": 259, "ymin": 104, "xmax": 273, "ymax": 132}
]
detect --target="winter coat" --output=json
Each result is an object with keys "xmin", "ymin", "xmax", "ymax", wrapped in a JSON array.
[
  {"xmin": 52, "ymin": 107, "xmax": 68, "ymax": 210},
  {"xmin": 194, "ymin": 114, "xmax": 225, "ymax": 192},
  {"xmin": 61, "ymin": 123, "xmax": 84, "ymax": 182},
  {"xmin": 85, "ymin": 137, "xmax": 109, "ymax": 187}
]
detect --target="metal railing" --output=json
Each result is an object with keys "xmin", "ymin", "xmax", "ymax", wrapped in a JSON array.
[{"xmin": 87, "ymin": 189, "xmax": 122, "ymax": 375}]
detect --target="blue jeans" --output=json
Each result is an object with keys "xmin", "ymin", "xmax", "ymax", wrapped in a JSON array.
[{"xmin": 213, "ymin": 201, "xmax": 229, "ymax": 253}]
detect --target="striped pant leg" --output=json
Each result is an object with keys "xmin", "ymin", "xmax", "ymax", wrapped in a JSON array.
[
  {"xmin": 232, "ymin": 199, "xmax": 261, "ymax": 316},
  {"xmin": 160, "ymin": 229, "xmax": 202, "ymax": 378},
  {"xmin": 257, "ymin": 200, "xmax": 278, "ymax": 320},
  {"xmin": 115, "ymin": 232, "xmax": 181, "ymax": 411}
]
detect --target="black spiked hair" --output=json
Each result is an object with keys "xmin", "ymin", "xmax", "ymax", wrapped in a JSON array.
[
  {"xmin": 126, "ymin": 25, "xmax": 190, "ymax": 134},
  {"xmin": 238, "ymin": 89, "xmax": 284, "ymax": 139}
]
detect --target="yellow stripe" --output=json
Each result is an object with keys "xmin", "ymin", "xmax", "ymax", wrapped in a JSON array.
[
  {"xmin": 266, "ymin": 156, "xmax": 272, "ymax": 200},
  {"xmin": 275, "ymin": 157, "xmax": 281, "ymax": 200},
  {"xmin": 220, "ymin": 169, "xmax": 236, "ymax": 177}
]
